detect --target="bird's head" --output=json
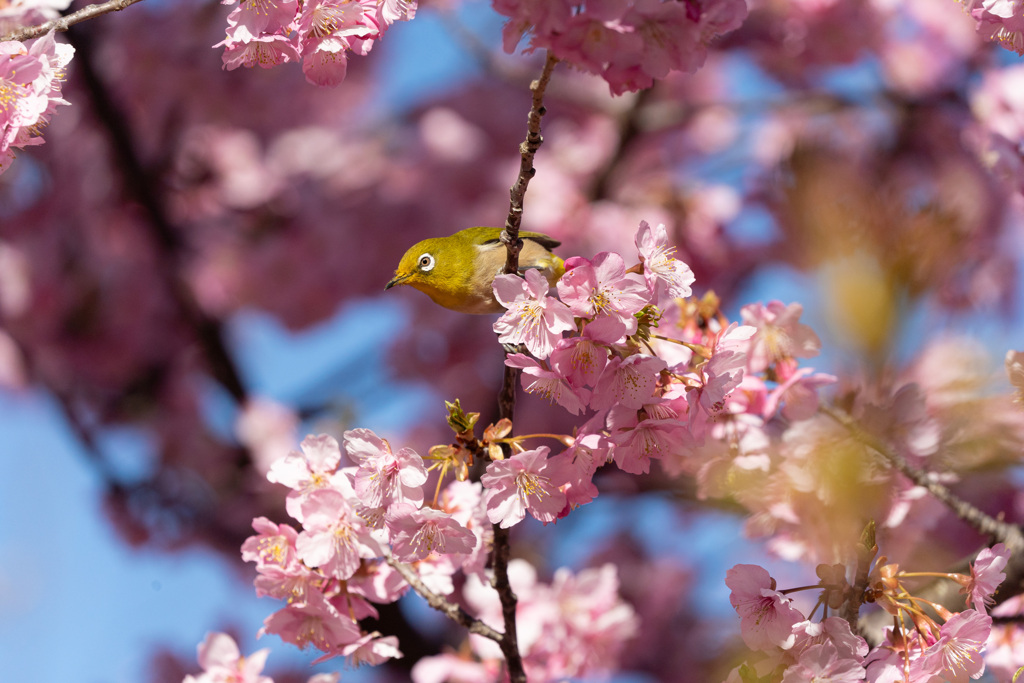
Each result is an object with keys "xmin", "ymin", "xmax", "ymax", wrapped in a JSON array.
[{"xmin": 386, "ymin": 235, "xmax": 476, "ymax": 311}]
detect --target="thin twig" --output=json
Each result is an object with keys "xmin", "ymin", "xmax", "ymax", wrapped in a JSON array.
[
  {"xmin": 2, "ymin": 0, "xmax": 147, "ymax": 42},
  {"xmin": 501, "ymin": 50, "xmax": 559, "ymax": 276},
  {"xmin": 822, "ymin": 404, "xmax": 1024, "ymax": 552},
  {"xmin": 384, "ymin": 556, "xmax": 504, "ymax": 641}
]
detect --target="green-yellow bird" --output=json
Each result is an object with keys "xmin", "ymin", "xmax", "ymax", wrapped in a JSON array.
[{"xmin": 385, "ymin": 227, "xmax": 564, "ymax": 314}]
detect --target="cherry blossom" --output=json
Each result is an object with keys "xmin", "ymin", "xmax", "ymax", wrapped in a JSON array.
[
  {"xmin": 267, "ymin": 433, "xmax": 352, "ymax": 522},
  {"xmin": 557, "ymin": 252, "xmax": 651, "ymax": 335},
  {"xmin": 294, "ymin": 489, "xmax": 382, "ymax": 580},
  {"xmin": 241, "ymin": 516, "xmax": 301, "ymax": 572},
  {"xmin": 726, "ymin": 564, "xmax": 805, "ymax": 652},
  {"xmin": 590, "ymin": 353, "xmax": 668, "ymax": 411},
  {"xmin": 505, "ymin": 352, "xmax": 591, "ymax": 415},
  {"xmin": 918, "ymin": 609, "xmax": 992, "ymax": 681},
  {"xmin": 344, "ymin": 428, "xmax": 427, "ymax": 511},
  {"xmin": 0, "ymin": 33, "xmax": 73, "ymax": 174},
  {"xmin": 480, "ymin": 446, "xmax": 568, "ymax": 528},
  {"xmin": 492, "ymin": 269, "xmax": 576, "ymax": 359},
  {"xmin": 183, "ymin": 632, "xmax": 272, "ymax": 683},
  {"xmin": 965, "ymin": 0, "xmax": 1024, "ymax": 54},
  {"xmin": 740, "ymin": 301, "xmax": 822, "ymax": 377},
  {"xmin": 962, "ymin": 543, "xmax": 1010, "ymax": 613},
  {"xmin": 386, "ymin": 505, "xmax": 477, "ymax": 562},
  {"xmin": 261, "ymin": 590, "xmax": 362, "ymax": 653},
  {"xmin": 634, "ymin": 220, "xmax": 695, "ymax": 307}
]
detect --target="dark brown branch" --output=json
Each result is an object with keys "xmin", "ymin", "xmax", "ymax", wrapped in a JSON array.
[
  {"xmin": 501, "ymin": 50, "xmax": 559, "ymax": 276},
  {"xmin": 490, "ymin": 52, "xmax": 559, "ymax": 683},
  {"xmin": 385, "ymin": 557, "xmax": 504, "ymax": 641},
  {"xmin": 490, "ymin": 523, "xmax": 524, "ymax": 682},
  {"xmin": 1, "ymin": 0, "xmax": 147, "ymax": 42}
]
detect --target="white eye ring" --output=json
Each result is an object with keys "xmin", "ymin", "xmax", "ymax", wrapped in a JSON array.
[{"xmin": 418, "ymin": 253, "xmax": 436, "ymax": 272}]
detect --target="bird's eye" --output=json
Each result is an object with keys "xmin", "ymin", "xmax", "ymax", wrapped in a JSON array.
[{"xmin": 418, "ymin": 253, "xmax": 436, "ymax": 272}]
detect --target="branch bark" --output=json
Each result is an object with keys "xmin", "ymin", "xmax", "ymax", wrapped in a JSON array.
[
  {"xmin": 492, "ymin": 51, "xmax": 559, "ymax": 683},
  {"xmin": 385, "ymin": 557, "xmax": 504, "ymax": 641},
  {"xmin": 2, "ymin": 0, "xmax": 147, "ymax": 42}
]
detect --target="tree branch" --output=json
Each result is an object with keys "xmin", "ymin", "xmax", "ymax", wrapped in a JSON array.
[
  {"xmin": 1, "ymin": 0, "xmax": 147, "ymax": 42},
  {"xmin": 384, "ymin": 556, "xmax": 504, "ymax": 642},
  {"xmin": 501, "ymin": 50, "xmax": 559, "ymax": 276},
  {"xmin": 490, "ymin": 51, "xmax": 559, "ymax": 683},
  {"xmin": 822, "ymin": 404, "xmax": 1024, "ymax": 553}
]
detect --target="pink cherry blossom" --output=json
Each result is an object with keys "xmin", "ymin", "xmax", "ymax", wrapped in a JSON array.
[
  {"xmin": 688, "ymin": 323, "xmax": 757, "ymax": 436},
  {"xmin": 344, "ymin": 428, "xmax": 427, "ymax": 510},
  {"xmin": 294, "ymin": 489, "xmax": 382, "ymax": 579},
  {"xmin": 481, "ymin": 446, "xmax": 568, "ymax": 528},
  {"xmin": 334, "ymin": 633, "xmax": 403, "ymax": 666},
  {"xmin": 589, "ymin": 353, "xmax": 667, "ymax": 411},
  {"xmin": 547, "ymin": 11, "xmax": 644, "ymax": 78},
  {"xmin": 781, "ymin": 641, "xmax": 866, "ymax": 683},
  {"xmin": 267, "ymin": 433, "xmax": 352, "ymax": 522},
  {"xmin": 492, "ymin": 269, "xmax": 576, "ymax": 360},
  {"xmin": 611, "ymin": 412, "xmax": 690, "ymax": 475},
  {"xmin": 634, "ymin": 220, "xmax": 695, "ymax": 307},
  {"xmin": 224, "ymin": 0, "xmax": 297, "ymax": 35},
  {"xmin": 963, "ymin": 543, "xmax": 1009, "ymax": 613},
  {"xmin": 790, "ymin": 616, "xmax": 868, "ymax": 663},
  {"xmin": 261, "ymin": 590, "xmax": 362, "ymax": 653},
  {"xmin": 505, "ymin": 353, "xmax": 591, "ymax": 415},
  {"xmin": 347, "ymin": 559, "xmax": 409, "ymax": 604},
  {"xmin": 300, "ymin": 37, "xmax": 350, "ymax": 87},
  {"xmin": 184, "ymin": 632, "xmax": 272, "ymax": 683},
  {"xmin": 461, "ymin": 560, "xmax": 637, "ymax": 680},
  {"xmin": 411, "ymin": 653, "xmax": 501, "ymax": 683},
  {"xmin": 295, "ymin": 0, "xmax": 380, "ymax": 41},
  {"xmin": 267, "ymin": 433, "xmax": 341, "ymax": 489},
  {"xmin": 557, "ymin": 252, "xmax": 651, "ymax": 334},
  {"xmin": 216, "ymin": 26, "xmax": 300, "ymax": 70},
  {"xmin": 438, "ymin": 480, "xmax": 493, "ymax": 579},
  {"xmin": 740, "ymin": 301, "xmax": 821, "ymax": 376},
  {"xmin": 386, "ymin": 505, "xmax": 477, "ymax": 562},
  {"xmin": 241, "ymin": 516, "xmax": 300, "ymax": 571},
  {"xmin": 966, "ymin": 0, "xmax": 1024, "ymax": 54},
  {"xmin": 549, "ymin": 316, "xmax": 624, "ymax": 387},
  {"xmin": 0, "ymin": 33, "xmax": 73, "ymax": 172},
  {"xmin": 726, "ymin": 564, "xmax": 805, "ymax": 652},
  {"xmin": 379, "ymin": 0, "xmax": 416, "ymax": 25},
  {"xmin": 917, "ymin": 609, "xmax": 991, "ymax": 681},
  {"xmin": 763, "ymin": 367, "xmax": 837, "ymax": 421}
]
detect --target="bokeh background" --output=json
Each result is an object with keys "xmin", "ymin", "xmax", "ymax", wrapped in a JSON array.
[{"xmin": 4, "ymin": 0, "xmax": 1024, "ymax": 681}]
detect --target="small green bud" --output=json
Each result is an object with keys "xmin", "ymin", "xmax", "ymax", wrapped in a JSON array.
[{"xmin": 445, "ymin": 399, "xmax": 479, "ymax": 436}]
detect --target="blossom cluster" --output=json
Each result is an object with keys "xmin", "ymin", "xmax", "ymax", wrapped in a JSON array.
[
  {"xmin": 216, "ymin": 0, "xmax": 416, "ymax": 86},
  {"xmin": 492, "ymin": 221, "xmax": 833, "ymax": 489},
  {"xmin": 725, "ymin": 544, "xmax": 1010, "ymax": 683},
  {"xmin": 233, "ymin": 430, "xmax": 637, "ymax": 679},
  {"xmin": 0, "ymin": 32, "xmax": 73, "ymax": 176},
  {"xmin": 493, "ymin": 0, "xmax": 748, "ymax": 94}
]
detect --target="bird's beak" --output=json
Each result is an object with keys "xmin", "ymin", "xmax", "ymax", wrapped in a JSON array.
[{"xmin": 385, "ymin": 272, "xmax": 410, "ymax": 290}]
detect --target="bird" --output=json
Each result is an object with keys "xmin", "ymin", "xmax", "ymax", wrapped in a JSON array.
[{"xmin": 385, "ymin": 227, "xmax": 564, "ymax": 314}]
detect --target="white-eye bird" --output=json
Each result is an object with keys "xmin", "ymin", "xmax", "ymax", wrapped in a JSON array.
[{"xmin": 385, "ymin": 227, "xmax": 565, "ymax": 314}]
